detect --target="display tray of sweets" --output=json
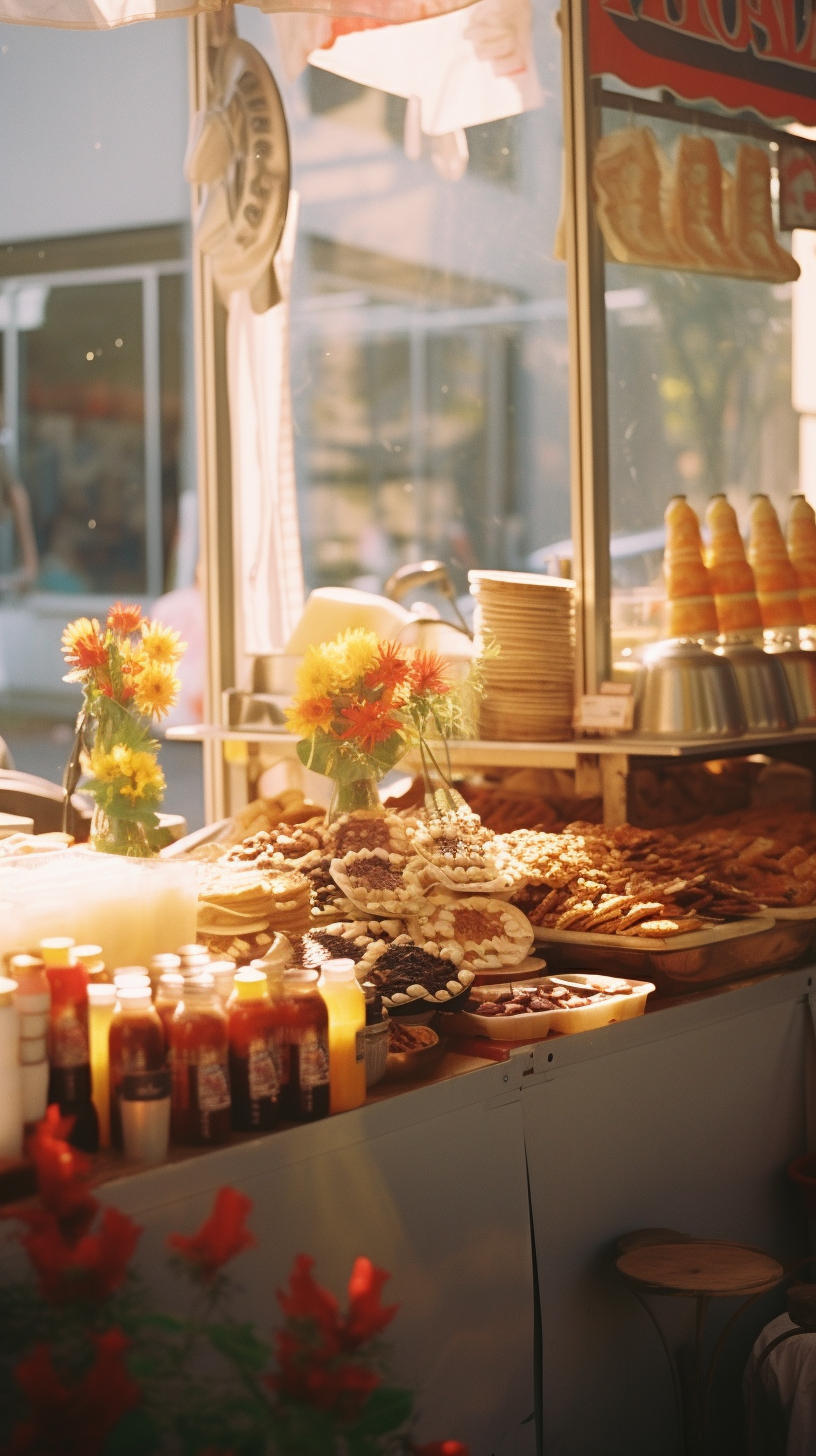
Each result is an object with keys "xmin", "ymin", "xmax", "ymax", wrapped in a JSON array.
[{"xmin": 443, "ymin": 972, "xmax": 654, "ymax": 1041}]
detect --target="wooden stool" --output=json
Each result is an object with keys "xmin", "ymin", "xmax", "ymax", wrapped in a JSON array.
[{"xmin": 616, "ymin": 1235, "xmax": 783, "ymax": 1456}]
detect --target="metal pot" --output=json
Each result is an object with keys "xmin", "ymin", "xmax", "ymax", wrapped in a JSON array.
[
  {"xmin": 763, "ymin": 642, "xmax": 816, "ymax": 724},
  {"xmin": 711, "ymin": 639, "xmax": 795, "ymax": 731},
  {"xmin": 633, "ymin": 638, "xmax": 746, "ymax": 738}
]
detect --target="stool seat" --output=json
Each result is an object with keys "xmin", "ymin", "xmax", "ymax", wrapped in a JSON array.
[{"xmin": 617, "ymin": 1239, "xmax": 783, "ymax": 1299}]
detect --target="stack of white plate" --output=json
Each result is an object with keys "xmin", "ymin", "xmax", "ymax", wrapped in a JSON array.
[{"xmin": 469, "ymin": 570, "xmax": 576, "ymax": 741}]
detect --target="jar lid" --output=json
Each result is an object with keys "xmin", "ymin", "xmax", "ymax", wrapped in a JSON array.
[
  {"xmin": 182, "ymin": 973, "xmax": 218, "ymax": 1002},
  {"xmin": 9, "ymin": 954, "xmax": 45, "ymax": 977},
  {"xmin": 158, "ymin": 971, "xmax": 184, "ymax": 991},
  {"xmin": 0, "ymin": 975, "xmax": 17, "ymax": 1006},
  {"xmin": 114, "ymin": 969, "xmax": 151, "ymax": 988},
  {"xmin": 284, "ymin": 968, "xmax": 319, "ymax": 986},
  {"xmin": 151, "ymin": 953, "xmax": 181, "ymax": 972},
  {"xmin": 74, "ymin": 945, "xmax": 103, "ymax": 964},
  {"xmin": 88, "ymin": 983, "xmax": 116, "ymax": 1006},
  {"xmin": 233, "ymin": 968, "xmax": 269, "ymax": 1001},
  {"xmin": 117, "ymin": 986, "xmax": 153, "ymax": 1009},
  {"xmin": 320, "ymin": 958, "xmax": 357, "ymax": 981},
  {"xmin": 40, "ymin": 937, "xmax": 76, "ymax": 968}
]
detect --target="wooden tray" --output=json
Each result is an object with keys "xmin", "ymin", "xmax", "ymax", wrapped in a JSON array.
[{"xmin": 531, "ymin": 916, "xmax": 782, "ymax": 995}]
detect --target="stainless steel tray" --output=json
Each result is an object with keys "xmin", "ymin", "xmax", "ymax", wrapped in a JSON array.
[{"xmin": 531, "ymin": 916, "xmax": 801, "ymax": 995}]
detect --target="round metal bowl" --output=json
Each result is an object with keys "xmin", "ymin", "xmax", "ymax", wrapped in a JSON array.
[
  {"xmin": 383, "ymin": 1031, "xmax": 447, "ymax": 1083},
  {"xmin": 764, "ymin": 642, "xmax": 816, "ymax": 724},
  {"xmin": 633, "ymin": 638, "xmax": 746, "ymax": 738},
  {"xmin": 712, "ymin": 639, "xmax": 795, "ymax": 731}
]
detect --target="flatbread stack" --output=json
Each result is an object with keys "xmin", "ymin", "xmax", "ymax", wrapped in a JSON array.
[
  {"xmin": 196, "ymin": 864, "xmax": 311, "ymax": 962},
  {"xmin": 470, "ymin": 569, "xmax": 575, "ymax": 742}
]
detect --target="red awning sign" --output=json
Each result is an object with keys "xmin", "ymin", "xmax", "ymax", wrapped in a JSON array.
[{"xmin": 589, "ymin": 0, "xmax": 816, "ymax": 128}]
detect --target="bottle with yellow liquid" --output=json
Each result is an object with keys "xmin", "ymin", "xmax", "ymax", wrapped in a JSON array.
[{"xmin": 319, "ymin": 959, "xmax": 366, "ymax": 1114}]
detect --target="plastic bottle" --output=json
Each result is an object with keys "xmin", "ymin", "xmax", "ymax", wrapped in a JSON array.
[
  {"xmin": 87, "ymin": 982, "xmax": 116, "ymax": 1147},
  {"xmin": 150, "ymin": 953, "xmax": 181, "ymax": 997},
  {"xmin": 74, "ymin": 945, "xmax": 107, "ymax": 983},
  {"xmin": 227, "ymin": 968, "xmax": 281, "ymax": 1132},
  {"xmin": 209, "ymin": 960, "xmax": 236, "ymax": 1005},
  {"xmin": 109, "ymin": 985, "xmax": 165, "ymax": 1150},
  {"xmin": 155, "ymin": 972, "xmax": 184, "ymax": 1046},
  {"xmin": 178, "ymin": 945, "xmax": 210, "ymax": 979},
  {"xmin": 319, "ymin": 959, "xmax": 366, "ymax": 1114},
  {"xmin": 9, "ymin": 954, "xmax": 50, "ymax": 1132},
  {"xmin": 279, "ymin": 968, "xmax": 329, "ymax": 1123},
  {"xmin": 40, "ymin": 937, "xmax": 99, "ymax": 1153},
  {"xmin": 169, "ymin": 975, "xmax": 231, "ymax": 1146},
  {"xmin": 0, "ymin": 975, "xmax": 22, "ymax": 1157}
]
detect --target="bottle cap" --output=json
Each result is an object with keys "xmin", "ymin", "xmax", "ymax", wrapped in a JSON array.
[
  {"xmin": 88, "ymin": 983, "xmax": 116, "ymax": 1006},
  {"xmin": 151, "ymin": 953, "xmax": 181, "ymax": 973},
  {"xmin": 117, "ymin": 986, "xmax": 153, "ymax": 1009},
  {"xmin": 233, "ymin": 968, "xmax": 269, "ymax": 1001},
  {"xmin": 320, "ymin": 958, "xmax": 357, "ymax": 981},
  {"xmin": 182, "ymin": 972, "xmax": 218, "ymax": 1003},
  {"xmin": 9, "ymin": 954, "xmax": 46, "ymax": 978},
  {"xmin": 114, "ymin": 969, "xmax": 151, "ymax": 988},
  {"xmin": 284, "ymin": 967, "xmax": 319, "ymax": 986},
  {"xmin": 157, "ymin": 971, "xmax": 184, "ymax": 994},
  {"xmin": 74, "ymin": 945, "xmax": 104, "ymax": 973},
  {"xmin": 0, "ymin": 976, "xmax": 17, "ymax": 1006},
  {"xmin": 40, "ymin": 937, "xmax": 76, "ymax": 968}
]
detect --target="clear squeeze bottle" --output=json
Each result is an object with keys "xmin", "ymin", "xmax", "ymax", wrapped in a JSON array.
[
  {"xmin": 279, "ymin": 968, "xmax": 329, "ymax": 1123},
  {"xmin": 170, "ymin": 975, "xmax": 231, "ymax": 1145},
  {"xmin": 109, "ymin": 984, "xmax": 165, "ymax": 1150},
  {"xmin": 319, "ymin": 959, "xmax": 366, "ymax": 1114},
  {"xmin": 10, "ymin": 954, "xmax": 51, "ymax": 1133},
  {"xmin": 40, "ymin": 937, "xmax": 99, "ymax": 1152},
  {"xmin": 227, "ymin": 968, "xmax": 281, "ymax": 1132}
]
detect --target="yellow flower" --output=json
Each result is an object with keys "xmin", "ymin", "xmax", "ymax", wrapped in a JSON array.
[
  {"xmin": 140, "ymin": 619, "xmax": 185, "ymax": 667},
  {"xmin": 89, "ymin": 746, "xmax": 125, "ymax": 783},
  {"xmin": 285, "ymin": 696, "xmax": 335, "ymax": 739},
  {"xmin": 132, "ymin": 662, "xmax": 179, "ymax": 720},
  {"xmin": 327, "ymin": 629, "xmax": 379, "ymax": 689},
  {"xmin": 120, "ymin": 751, "xmax": 166, "ymax": 802},
  {"xmin": 295, "ymin": 645, "xmax": 337, "ymax": 702}
]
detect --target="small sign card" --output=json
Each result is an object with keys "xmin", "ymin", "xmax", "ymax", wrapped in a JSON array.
[{"xmin": 574, "ymin": 683, "xmax": 634, "ymax": 736}]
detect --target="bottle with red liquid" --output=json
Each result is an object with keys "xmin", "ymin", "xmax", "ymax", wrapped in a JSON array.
[
  {"xmin": 40, "ymin": 937, "xmax": 99, "ymax": 1152},
  {"xmin": 170, "ymin": 975, "xmax": 231, "ymax": 1146},
  {"xmin": 109, "ymin": 984, "xmax": 165, "ymax": 1150},
  {"xmin": 155, "ymin": 972, "xmax": 184, "ymax": 1047},
  {"xmin": 279, "ymin": 968, "xmax": 329, "ymax": 1123},
  {"xmin": 227, "ymin": 968, "xmax": 281, "ymax": 1132}
]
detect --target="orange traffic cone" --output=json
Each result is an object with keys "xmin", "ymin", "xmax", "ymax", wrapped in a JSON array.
[
  {"xmin": 663, "ymin": 495, "xmax": 718, "ymax": 638},
  {"xmin": 787, "ymin": 495, "xmax": 816, "ymax": 627},
  {"xmin": 704, "ymin": 494, "xmax": 762, "ymax": 635},
  {"xmin": 747, "ymin": 494, "xmax": 804, "ymax": 631}
]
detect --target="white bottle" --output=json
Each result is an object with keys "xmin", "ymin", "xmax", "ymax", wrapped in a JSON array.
[
  {"xmin": 0, "ymin": 975, "xmax": 23, "ymax": 1157},
  {"xmin": 9, "ymin": 955, "xmax": 48, "ymax": 1133}
]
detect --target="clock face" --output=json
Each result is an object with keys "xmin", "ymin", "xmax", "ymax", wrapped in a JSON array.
[{"xmin": 187, "ymin": 37, "xmax": 291, "ymax": 309}]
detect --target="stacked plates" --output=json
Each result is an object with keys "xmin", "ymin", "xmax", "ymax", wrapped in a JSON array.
[{"xmin": 469, "ymin": 570, "xmax": 576, "ymax": 741}]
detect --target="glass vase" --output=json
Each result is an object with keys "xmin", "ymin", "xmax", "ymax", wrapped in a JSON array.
[
  {"xmin": 90, "ymin": 804, "xmax": 153, "ymax": 858},
  {"xmin": 326, "ymin": 774, "xmax": 383, "ymax": 827}
]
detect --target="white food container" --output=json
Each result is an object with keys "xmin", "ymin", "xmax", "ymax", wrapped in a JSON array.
[{"xmin": 444, "ymin": 973, "xmax": 655, "ymax": 1041}]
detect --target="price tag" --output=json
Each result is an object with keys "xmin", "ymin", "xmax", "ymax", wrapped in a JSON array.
[{"xmin": 574, "ymin": 694, "xmax": 634, "ymax": 735}]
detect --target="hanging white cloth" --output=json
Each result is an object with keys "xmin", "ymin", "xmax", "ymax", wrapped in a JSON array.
[
  {"xmin": 275, "ymin": 0, "xmax": 542, "ymax": 138},
  {"xmin": 227, "ymin": 193, "xmax": 304, "ymax": 661},
  {"xmin": 0, "ymin": 0, "xmax": 475, "ymax": 28},
  {"xmin": 744, "ymin": 1313, "xmax": 816, "ymax": 1456}
]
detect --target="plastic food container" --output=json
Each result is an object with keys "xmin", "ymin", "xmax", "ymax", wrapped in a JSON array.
[{"xmin": 444, "ymin": 973, "xmax": 655, "ymax": 1041}]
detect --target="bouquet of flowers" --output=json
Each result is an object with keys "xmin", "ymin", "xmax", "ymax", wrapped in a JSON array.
[
  {"xmin": 285, "ymin": 629, "xmax": 469, "ymax": 817},
  {"xmin": 60, "ymin": 603, "xmax": 184, "ymax": 855},
  {"xmin": 0, "ymin": 1106, "xmax": 469, "ymax": 1456}
]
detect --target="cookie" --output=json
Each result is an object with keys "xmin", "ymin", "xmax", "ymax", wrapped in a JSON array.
[
  {"xmin": 406, "ymin": 894, "xmax": 534, "ymax": 971},
  {"xmin": 330, "ymin": 848, "xmax": 428, "ymax": 916}
]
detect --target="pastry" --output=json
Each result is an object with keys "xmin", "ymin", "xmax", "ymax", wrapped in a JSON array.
[
  {"xmin": 364, "ymin": 941, "xmax": 475, "ymax": 1007},
  {"xmin": 748, "ymin": 494, "xmax": 804, "ymax": 630},
  {"xmin": 787, "ymin": 494, "xmax": 816, "ymax": 626},
  {"xmin": 406, "ymin": 894, "xmax": 534, "ymax": 971},
  {"xmin": 705, "ymin": 494, "xmax": 762, "ymax": 635},
  {"xmin": 728, "ymin": 146, "xmax": 800, "ymax": 284},
  {"xmin": 668, "ymin": 135, "xmax": 741, "ymax": 274},
  {"xmin": 663, "ymin": 495, "xmax": 718, "ymax": 637},
  {"xmin": 592, "ymin": 127, "xmax": 681, "ymax": 268},
  {"xmin": 329, "ymin": 849, "xmax": 428, "ymax": 917}
]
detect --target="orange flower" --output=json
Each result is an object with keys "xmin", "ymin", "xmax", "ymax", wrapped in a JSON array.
[
  {"xmin": 409, "ymin": 649, "xmax": 449, "ymax": 696},
  {"xmin": 338, "ymin": 699, "xmax": 402, "ymax": 754},
  {"xmin": 286, "ymin": 696, "xmax": 335, "ymax": 738},
  {"xmin": 61, "ymin": 618, "xmax": 107, "ymax": 671},
  {"xmin": 167, "ymin": 1186, "xmax": 256, "ymax": 1279},
  {"xmin": 106, "ymin": 602, "xmax": 142, "ymax": 634},
  {"xmin": 365, "ymin": 643, "xmax": 409, "ymax": 693}
]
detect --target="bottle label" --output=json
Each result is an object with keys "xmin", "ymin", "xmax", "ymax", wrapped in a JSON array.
[
  {"xmin": 197, "ymin": 1053, "xmax": 231, "ymax": 1112},
  {"xmin": 295, "ymin": 1029, "xmax": 329, "ymax": 1090},
  {"xmin": 355, "ymin": 1029, "xmax": 366, "ymax": 1064},
  {"xmin": 122, "ymin": 1070, "xmax": 171, "ymax": 1102},
  {"xmin": 50, "ymin": 1009, "xmax": 89, "ymax": 1069},
  {"xmin": 248, "ymin": 1038, "xmax": 279, "ymax": 1102}
]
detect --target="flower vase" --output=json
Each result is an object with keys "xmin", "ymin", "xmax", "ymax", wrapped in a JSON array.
[
  {"xmin": 326, "ymin": 774, "xmax": 384, "ymax": 827},
  {"xmin": 90, "ymin": 804, "xmax": 153, "ymax": 857}
]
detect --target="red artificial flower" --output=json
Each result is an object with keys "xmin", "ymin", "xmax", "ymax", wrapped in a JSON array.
[
  {"xmin": 107, "ymin": 602, "xmax": 142, "ymax": 634},
  {"xmin": 22, "ymin": 1106, "xmax": 97, "ymax": 1235},
  {"xmin": 276, "ymin": 1254, "xmax": 342, "ymax": 1348},
  {"xmin": 408, "ymin": 649, "xmax": 449, "ymax": 697},
  {"xmin": 270, "ymin": 1333, "xmax": 380, "ymax": 1423},
  {"xmin": 11, "ymin": 1328, "xmax": 140, "ymax": 1456},
  {"xmin": 365, "ymin": 643, "xmax": 409, "ymax": 694},
  {"xmin": 344, "ymin": 1256, "xmax": 399, "ymax": 1348},
  {"xmin": 338, "ymin": 699, "xmax": 402, "ymax": 754},
  {"xmin": 412, "ymin": 1445, "xmax": 470, "ymax": 1456},
  {"xmin": 20, "ymin": 1204, "xmax": 141, "ymax": 1304},
  {"xmin": 167, "ymin": 1186, "xmax": 256, "ymax": 1278}
]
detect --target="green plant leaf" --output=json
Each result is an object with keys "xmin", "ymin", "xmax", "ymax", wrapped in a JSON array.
[
  {"xmin": 103, "ymin": 1407, "xmax": 161, "ymax": 1456},
  {"xmin": 346, "ymin": 1384, "xmax": 414, "ymax": 1439},
  {"xmin": 208, "ymin": 1321, "xmax": 271, "ymax": 1375}
]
